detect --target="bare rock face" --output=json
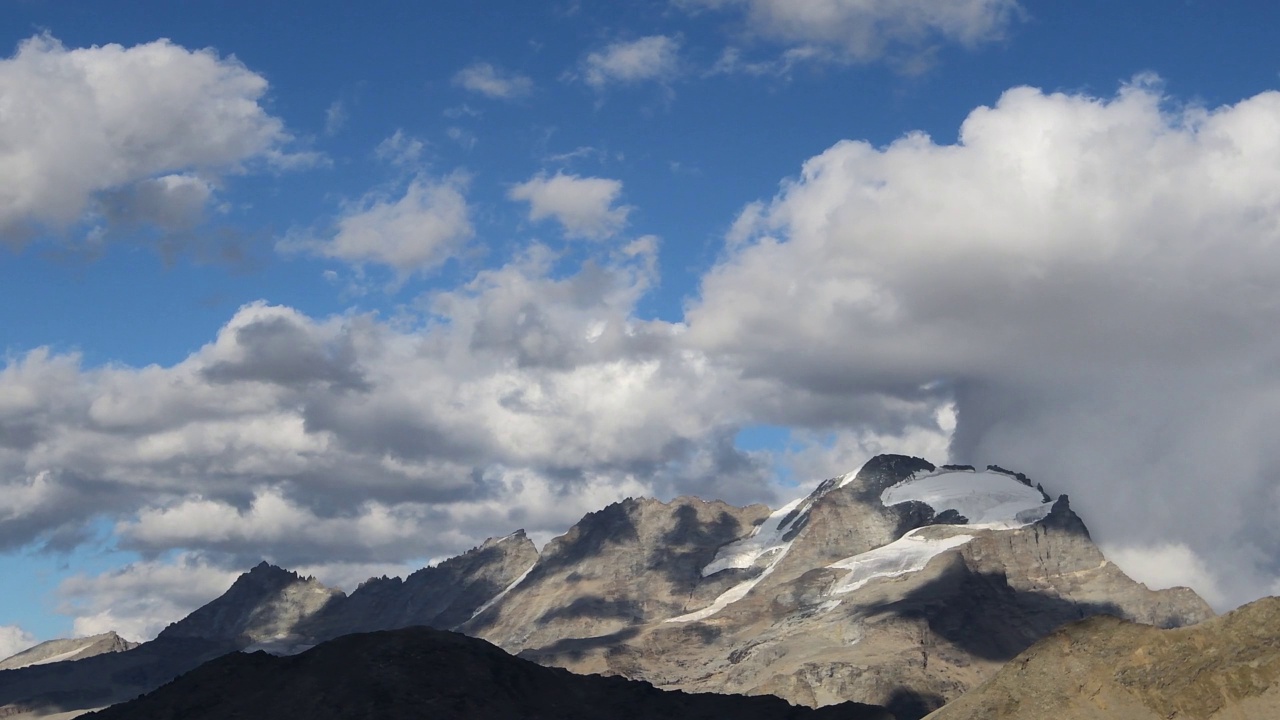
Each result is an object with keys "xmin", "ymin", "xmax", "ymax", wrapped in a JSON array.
[
  {"xmin": 461, "ymin": 497, "xmax": 771, "ymax": 654},
  {"xmin": 0, "ymin": 632, "xmax": 138, "ymax": 671},
  {"xmin": 307, "ymin": 531, "xmax": 540, "ymax": 640},
  {"xmin": 925, "ymin": 596, "xmax": 1280, "ymax": 720}
]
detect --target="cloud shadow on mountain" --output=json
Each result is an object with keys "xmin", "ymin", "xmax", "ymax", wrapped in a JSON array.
[
  {"xmin": 538, "ymin": 596, "xmax": 643, "ymax": 624},
  {"xmin": 859, "ymin": 560, "xmax": 1124, "ymax": 662},
  {"xmin": 649, "ymin": 504, "xmax": 746, "ymax": 586},
  {"xmin": 515, "ymin": 627, "xmax": 642, "ymax": 664}
]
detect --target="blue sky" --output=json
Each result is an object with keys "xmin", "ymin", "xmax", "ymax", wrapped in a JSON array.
[{"xmin": 3, "ymin": 0, "xmax": 1280, "ymax": 652}]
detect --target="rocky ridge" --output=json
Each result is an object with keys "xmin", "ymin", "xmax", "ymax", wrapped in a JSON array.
[
  {"xmin": 0, "ymin": 455, "xmax": 1216, "ymax": 719},
  {"xmin": 0, "ymin": 633, "xmax": 137, "ymax": 672}
]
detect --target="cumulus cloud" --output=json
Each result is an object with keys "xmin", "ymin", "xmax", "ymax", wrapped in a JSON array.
[
  {"xmin": 0, "ymin": 34, "xmax": 303, "ymax": 246},
  {"xmin": 278, "ymin": 174, "xmax": 473, "ymax": 272},
  {"xmin": 453, "ymin": 62, "xmax": 533, "ymax": 99},
  {"xmin": 688, "ymin": 78, "xmax": 1280, "ymax": 607},
  {"xmin": 682, "ymin": 0, "xmax": 1021, "ymax": 64},
  {"xmin": 0, "ymin": 625, "xmax": 36, "ymax": 659},
  {"xmin": 1, "ymin": 241, "xmax": 778, "ymax": 635},
  {"xmin": 508, "ymin": 172, "xmax": 630, "ymax": 239},
  {"xmin": 579, "ymin": 35, "xmax": 681, "ymax": 89}
]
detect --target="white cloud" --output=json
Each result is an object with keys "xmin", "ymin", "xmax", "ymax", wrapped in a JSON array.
[
  {"xmin": 453, "ymin": 62, "xmax": 533, "ymax": 99},
  {"xmin": 0, "ymin": 625, "xmax": 36, "ymax": 659},
  {"xmin": 324, "ymin": 100, "xmax": 347, "ymax": 136},
  {"xmin": 1104, "ymin": 543, "xmax": 1227, "ymax": 610},
  {"xmin": 374, "ymin": 130, "xmax": 426, "ymax": 167},
  {"xmin": 0, "ymin": 34, "xmax": 302, "ymax": 246},
  {"xmin": 279, "ymin": 174, "xmax": 473, "ymax": 272},
  {"xmin": 508, "ymin": 172, "xmax": 630, "ymax": 239},
  {"xmin": 682, "ymin": 0, "xmax": 1022, "ymax": 63},
  {"xmin": 580, "ymin": 35, "xmax": 681, "ymax": 89}
]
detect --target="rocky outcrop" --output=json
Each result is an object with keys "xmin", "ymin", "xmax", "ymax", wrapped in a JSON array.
[
  {"xmin": 925, "ymin": 596, "xmax": 1280, "ymax": 720},
  {"xmin": 81, "ymin": 627, "xmax": 894, "ymax": 720},
  {"xmin": 462, "ymin": 496, "xmax": 771, "ymax": 653},
  {"xmin": 0, "ymin": 632, "xmax": 137, "ymax": 671}
]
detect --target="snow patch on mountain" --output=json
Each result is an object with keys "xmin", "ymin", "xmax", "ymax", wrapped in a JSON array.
[
  {"xmin": 880, "ymin": 468, "xmax": 1052, "ymax": 529},
  {"xmin": 700, "ymin": 497, "xmax": 804, "ymax": 577},
  {"xmin": 669, "ymin": 476, "xmax": 852, "ymax": 624},
  {"xmin": 828, "ymin": 529, "xmax": 976, "ymax": 596},
  {"xmin": 470, "ymin": 561, "xmax": 537, "ymax": 620}
]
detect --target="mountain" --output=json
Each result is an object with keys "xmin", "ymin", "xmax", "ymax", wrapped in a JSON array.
[
  {"xmin": 925, "ymin": 596, "xmax": 1280, "ymax": 719},
  {"xmin": 0, "ymin": 455, "xmax": 1215, "ymax": 719},
  {"xmin": 80, "ymin": 626, "xmax": 893, "ymax": 720},
  {"xmin": 461, "ymin": 456, "xmax": 1213, "ymax": 718},
  {"xmin": 0, "ymin": 632, "xmax": 137, "ymax": 671}
]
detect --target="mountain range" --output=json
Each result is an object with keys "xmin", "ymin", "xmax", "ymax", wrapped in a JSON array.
[{"xmin": 0, "ymin": 455, "xmax": 1220, "ymax": 718}]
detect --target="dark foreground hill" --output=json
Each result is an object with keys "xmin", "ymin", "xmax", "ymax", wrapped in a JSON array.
[
  {"xmin": 925, "ymin": 596, "xmax": 1280, "ymax": 720},
  {"xmin": 83, "ymin": 626, "xmax": 893, "ymax": 720}
]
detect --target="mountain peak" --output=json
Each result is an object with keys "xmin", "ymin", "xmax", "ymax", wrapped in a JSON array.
[{"xmin": 157, "ymin": 561, "xmax": 341, "ymax": 645}]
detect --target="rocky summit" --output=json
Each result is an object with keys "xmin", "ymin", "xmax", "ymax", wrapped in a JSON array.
[{"xmin": 0, "ymin": 455, "xmax": 1216, "ymax": 719}]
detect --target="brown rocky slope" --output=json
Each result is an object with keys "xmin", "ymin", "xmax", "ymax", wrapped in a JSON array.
[{"xmin": 925, "ymin": 596, "xmax": 1280, "ymax": 720}]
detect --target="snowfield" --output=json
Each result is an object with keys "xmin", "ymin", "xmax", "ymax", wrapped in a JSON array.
[
  {"xmin": 880, "ymin": 468, "xmax": 1053, "ymax": 530},
  {"xmin": 827, "ymin": 529, "xmax": 975, "ymax": 595}
]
